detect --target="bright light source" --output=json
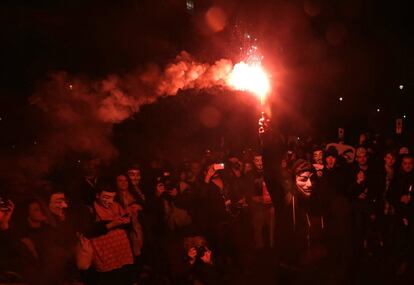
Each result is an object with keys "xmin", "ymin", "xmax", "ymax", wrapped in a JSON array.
[
  {"xmin": 403, "ymin": 115, "xmax": 407, "ymax": 119},
  {"xmin": 339, "ymin": 97, "xmax": 343, "ymax": 101},
  {"xmin": 228, "ymin": 61, "xmax": 271, "ymax": 104},
  {"xmin": 399, "ymin": 85, "xmax": 404, "ymax": 90},
  {"xmin": 377, "ymin": 108, "xmax": 380, "ymax": 112}
]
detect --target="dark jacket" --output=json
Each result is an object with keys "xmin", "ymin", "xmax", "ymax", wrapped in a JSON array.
[
  {"xmin": 388, "ymin": 171, "xmax": 414, "ymax": 220},
  {"xmin": 263, "ymin": 136, "xmax": 327, "ymax": 271},
  {"xmin": 0, "ymin": 228, "xmax": 25, "ymax": 282}
]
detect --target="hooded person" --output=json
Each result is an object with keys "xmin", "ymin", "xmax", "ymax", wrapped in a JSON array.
[{"xmin": 262, "ymin": 128, "xmax": 328, "ymax": 284}]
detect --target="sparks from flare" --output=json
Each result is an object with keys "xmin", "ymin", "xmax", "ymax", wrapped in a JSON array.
[{"xmin": 227, "ymin": 61, "xmax": 270, "ymax": 105}]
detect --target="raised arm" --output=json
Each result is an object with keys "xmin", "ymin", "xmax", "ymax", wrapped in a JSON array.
[{"xmin": 260, "ymin": 118, "xmax": 286, "ymax": 206}]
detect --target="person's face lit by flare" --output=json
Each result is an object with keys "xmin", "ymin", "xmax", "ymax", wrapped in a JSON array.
[
  {"xmin": 312, "ymin": 150, "xmax": 323, "ymax": 165},
  {"xmin": 116, "ymin": 175, "xmax": 129, "ymax": 192},
  {"xmin": 244, "ymin": 162, "xmax": 253, "ymax": 174},
  {"xmin": 325, "ymin": 156, "xmax": 336, "ymax": 169},
  {"xmin": 253, "ymin": 155, "xmax": 263, "ymax": 171},
  {"xmin": 127, "ymin": 169, "xmax": 141, "ymax": 186},
  {"xmin": 295, "ymin": 171, "xmax": 313, "ymax": 198},
  {"xmin": 49, "ymin": 193, "xmax": 68, "ymax": 221},
  {"xmin": 384, "ymin": 153, "xmax": 396, "ymax": 168},
  {"xmin": 155, "ymin": 183, "xmax": 166, "ymax": 197},
  {"xmin": 28, "ymin": 202, "xmax": 47, "ymax": 224},
  {"xmin": 96, "ymin": 191, "xmax": 116, "ymax": 209},
  {"xmin": 356, "ymin": 151, "xmax": 368, "ymax": 167},
  {"xmin": 401, "ymin": 157, "xmax": 414, "ymax": 174}
]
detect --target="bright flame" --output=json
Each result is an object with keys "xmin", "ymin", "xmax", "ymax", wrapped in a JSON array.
[{"xmin": 228, "ymin": 61, "xmax": 270, "ymax": 104}]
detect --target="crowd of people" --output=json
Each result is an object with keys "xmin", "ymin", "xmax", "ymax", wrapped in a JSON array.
[{"xmin": 1, "ymin": 125, "xmax": 414, "ymax": 285}]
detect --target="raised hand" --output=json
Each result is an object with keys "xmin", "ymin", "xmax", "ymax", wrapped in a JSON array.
[{"xmin": 258, "ymin": 112, "xmax": 270, "ymax": 134}]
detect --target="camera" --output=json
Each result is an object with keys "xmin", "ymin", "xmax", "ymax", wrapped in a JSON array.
[
  {"xmin": 0, "ymin": 197, "xmax": 11, "ymax": 212},
  {"xmin": 213, "ymin": 163, "xmax": 225, "ymax": 171}
]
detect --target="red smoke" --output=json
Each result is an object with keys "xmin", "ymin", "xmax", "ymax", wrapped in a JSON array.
[
  {"xmin": 3, "ymin": 52, "xmax": 237, "ymax": 188},
  {"xmin": 157, "ymin": 51, "xmax": 233, "ymax": 95}
]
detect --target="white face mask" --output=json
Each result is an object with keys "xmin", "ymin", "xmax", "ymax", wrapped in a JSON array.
[
  {"xmin": 49, "ymin": 193, "xmax": 68, "ymax": 221},
  {"xmin": 295, "ymin": 171, "xmax": 313, "ymax": 198}
]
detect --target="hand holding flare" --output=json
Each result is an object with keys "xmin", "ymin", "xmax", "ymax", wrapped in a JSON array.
[
  {"xmin": 227, "ymin": 61, "xmax": 271, "ymax": 134},
  {"xmin": 227, "ymin": 61, "xmax": 270, "ymax": 103}
]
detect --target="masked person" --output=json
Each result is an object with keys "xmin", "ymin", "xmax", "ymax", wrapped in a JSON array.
[
  {"xmin": 34, "ymin": 190, "xmax": 80, "ymax": 285},
  {"xmin": 260, "ymin": 127, "xmax": 328, "ymax": 285},
  {"xmin": 126, "ymin": 164, "xmax": 146, "ymax": 203},
  {"xmin": 85, "ymin": 186, "xmax": 134, "ymax": 285}
]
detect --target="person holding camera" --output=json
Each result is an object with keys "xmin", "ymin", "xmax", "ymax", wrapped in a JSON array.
[{"xmin": 180, "ymin": 236, "xmax": 221, "ymax": 285}]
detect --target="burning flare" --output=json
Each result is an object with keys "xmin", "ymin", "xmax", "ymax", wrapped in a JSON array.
[{"xmin": 227, "ymin": 61, "xmax": 271, "ymax": 104}]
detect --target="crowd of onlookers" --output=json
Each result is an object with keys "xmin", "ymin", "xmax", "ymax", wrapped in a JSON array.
[{"xmin": 1, "ymin": 131, "xmax": 414, "ymax": 285}]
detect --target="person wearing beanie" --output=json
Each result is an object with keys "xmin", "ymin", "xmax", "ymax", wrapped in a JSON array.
[{"xmin": 260, "ymin": 126, "xmax": 328, "ymax": 284}]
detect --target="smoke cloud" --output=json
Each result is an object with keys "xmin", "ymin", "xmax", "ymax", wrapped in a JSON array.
[
  {"xmin": 2, "ymin": 52, "xmax": 235, "ymax": 189},
  {"xmin": 157, "ymin": 51, "xmax": 233, "ymax": 95}
]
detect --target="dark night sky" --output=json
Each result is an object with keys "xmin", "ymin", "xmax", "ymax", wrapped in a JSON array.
[{"xmin": 0, "ymin": 0, "xmax": 413, "ymax": 154}]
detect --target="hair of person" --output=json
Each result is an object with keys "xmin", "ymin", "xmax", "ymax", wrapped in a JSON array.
[
  {"xmin": 383, "ymin": 149, "xmax": 397, "ymax": 158},
  {"xmin": 113, "ymin": 172, "xmax": 134, "ymax": 189},
  {"xmin": 96, "ymin": 184, "xmax": 116, "ymax": 194},
  {"xmin": 292, "ymin": 159, "xmax": 313, "ymax": 177},
  {"xmin": 312, "ymin": 144, "xmax": 324, "ymax": 153},
  {"xmin": 127, "ymin": 163, "xmax": 141, "ymax": 172},
  {"xmin": 22, "ymin": 198, "xmax": 47, "ymax": 220},
  {"xmin": 401, "ymin": 154, "xmax": 414, "ymax": 161},
  {"xmin": 46, "ymin": 187, "xmax": 66, "ymax": 201}
]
